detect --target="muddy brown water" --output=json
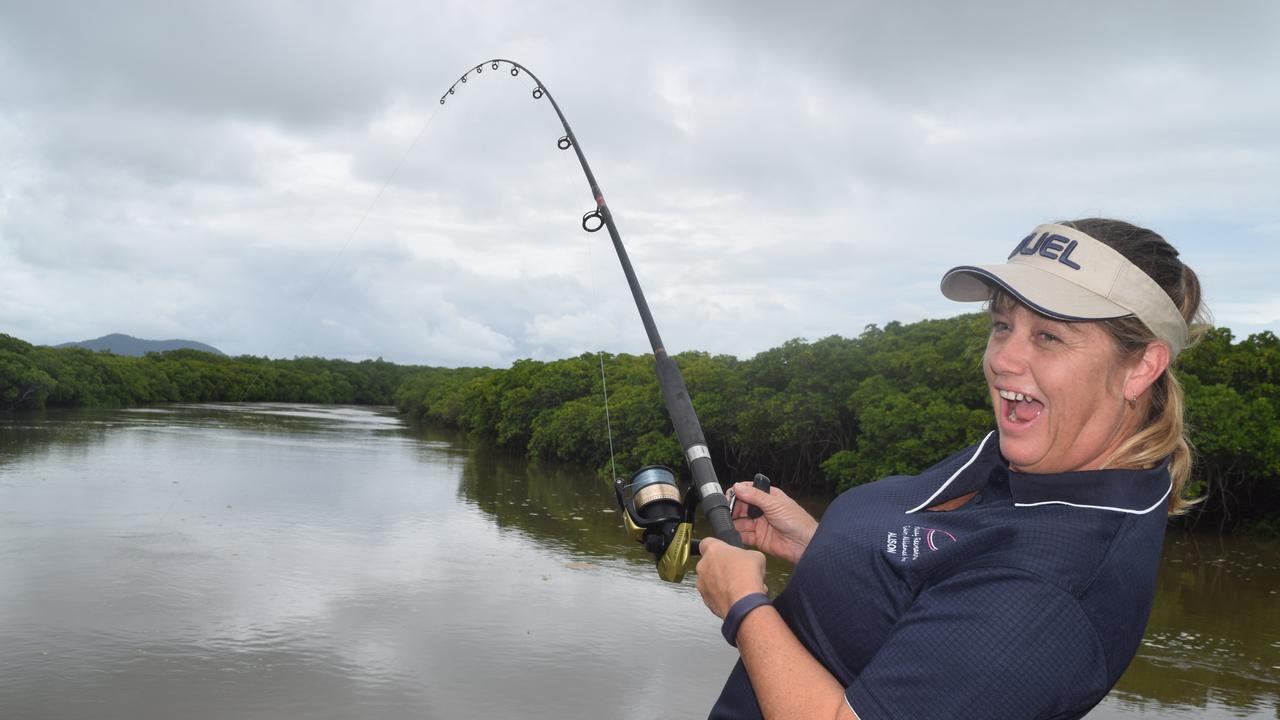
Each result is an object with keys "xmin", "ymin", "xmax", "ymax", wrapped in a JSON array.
[{"xmin": 0, "ymin": 404, "xmax": 1275, "ymax": 719}]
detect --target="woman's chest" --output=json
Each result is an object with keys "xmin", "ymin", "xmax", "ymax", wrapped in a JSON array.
[{"xmin": 775, "ymin": 481, "xmax": 1016, "ymax": 680}]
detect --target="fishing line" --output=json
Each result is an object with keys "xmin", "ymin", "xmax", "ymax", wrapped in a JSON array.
[
  {"xmin": 535, "ymin": 82, "xmax": 625, "ymax": 486},
  {"xmin": 576, "ymin": 172, "xmax": 621, "ymax": 487},
  {"xmin": 587, "ymin": 246, "xmax": 622, "ymax": 487},
  {"xmin": 440, "ymin": 59, "xmax": 748, "ymax": 583},
  {"xmin": 500, "ymin": 63, "xmax": 623, "ymax": 484},
  {"xmin": 598, "ymin": 352, "xmax": 619, "ymax": 485}
]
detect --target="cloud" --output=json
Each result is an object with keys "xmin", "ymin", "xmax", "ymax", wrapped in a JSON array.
[{"xmin": 0, "ymin": 1, "xmax": 1277, "ymax": 365}]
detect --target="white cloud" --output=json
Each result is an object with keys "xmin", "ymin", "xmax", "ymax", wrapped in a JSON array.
[{"xmin": 1, "ymin": 0, "xmax": 1277, "ymax": 365}]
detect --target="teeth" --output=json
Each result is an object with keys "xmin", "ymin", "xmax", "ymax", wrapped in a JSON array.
[{"xmin": 998, "ymin": 389, "xmax": 1036, "ymax": 403}]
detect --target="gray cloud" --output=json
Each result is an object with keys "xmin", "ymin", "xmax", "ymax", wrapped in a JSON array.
[{"xmin": 1, "ymin": 0, "xmax": 1277, "ymax": 365}]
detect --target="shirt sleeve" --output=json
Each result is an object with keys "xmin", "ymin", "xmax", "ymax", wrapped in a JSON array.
[{"xmin": 845, "ymin": 566, "xmax": 1110, "ymax": 720}]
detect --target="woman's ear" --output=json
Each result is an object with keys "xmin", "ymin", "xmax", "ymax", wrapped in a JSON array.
[{"xmin": 1125, "ymin": 342, "xmax": 1172, "ymax": 400}]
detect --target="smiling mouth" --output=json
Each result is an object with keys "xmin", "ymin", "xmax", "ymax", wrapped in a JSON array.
[{"xmin": 998, "ymin": 389, "xmax": 1044, "ymax": 424}]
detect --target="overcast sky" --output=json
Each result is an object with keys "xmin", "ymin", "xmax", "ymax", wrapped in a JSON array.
[{"xmin": 2, "ymin": 1, "xmax": 1277, "ymax": 367}]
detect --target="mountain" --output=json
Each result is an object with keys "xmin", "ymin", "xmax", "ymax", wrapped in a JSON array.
[{"xmin": 55, "ymin": 333, "xmax": 225, "ymax": 357}]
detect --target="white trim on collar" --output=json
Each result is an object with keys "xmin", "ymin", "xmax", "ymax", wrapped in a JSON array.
[
  {"xmin": 1013, "ymin": 481, "xmax": 1172, "ymax": 515},
  {"xmin": 905, "ymin": 431, "xmax": 995, "ymax": 515}
]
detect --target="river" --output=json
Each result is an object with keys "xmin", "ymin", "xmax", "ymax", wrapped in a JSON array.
[{"xmin": 0, "ymin": 404, "xmax": 1275, "ymax": 719}]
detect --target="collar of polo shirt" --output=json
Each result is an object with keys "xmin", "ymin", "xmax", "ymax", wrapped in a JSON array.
[
  {"xmin": 906, "ymin": 432, "xmax": 1172, "ymax": 515},
  {"xmin": 1007, "ymin": 459, "xmax": 1172, "ymax": 514}
]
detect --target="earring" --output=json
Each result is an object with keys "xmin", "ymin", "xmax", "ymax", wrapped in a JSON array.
[{"xmin": 1127, "ymin": 394, "xmax": 1138, "ymax": 409}]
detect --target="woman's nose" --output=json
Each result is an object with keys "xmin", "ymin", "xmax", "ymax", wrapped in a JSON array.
[{"xmin": 987, "ymin": 335, "xmax": 1029, "ymax": 375}]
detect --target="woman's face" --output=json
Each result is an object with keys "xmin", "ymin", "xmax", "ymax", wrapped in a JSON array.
[{"xmin": 984, "ymin": 302, "xmax": 1139, "ymax": 474}]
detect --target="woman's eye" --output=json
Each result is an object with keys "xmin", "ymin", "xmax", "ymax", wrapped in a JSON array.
[
  {"xmin": 991, "ymin": 320, "xmax": 1010, "ymax": 333},
  {"xmin": 1038, "ymin": 331, "xmax": 1060, "ymax": 343}
]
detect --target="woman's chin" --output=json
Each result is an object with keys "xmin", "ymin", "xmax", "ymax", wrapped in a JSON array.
[{"xmin": 997, "ymin": 434, "xmax": 1043, "ymax": 473}]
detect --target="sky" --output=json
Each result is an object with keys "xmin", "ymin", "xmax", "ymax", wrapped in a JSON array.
[{"xmin": 2, "ymin": 1, "xmax": 1277, "ymax": 367}]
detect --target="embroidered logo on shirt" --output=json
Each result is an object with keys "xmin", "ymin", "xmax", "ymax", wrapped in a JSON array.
[{"xmin": 885, "ymin": 525, "xmax": 957, "ymax": 563}]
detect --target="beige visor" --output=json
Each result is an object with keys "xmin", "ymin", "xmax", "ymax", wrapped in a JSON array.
[{"xmin": 941, "ymin": 223, "xmax": 1189, "ymax": 357}]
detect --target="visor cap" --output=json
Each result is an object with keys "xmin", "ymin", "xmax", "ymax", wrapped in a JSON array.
[{"xmin": 941, "ymin": 223, "xmax": 1189, "ymax": 356}]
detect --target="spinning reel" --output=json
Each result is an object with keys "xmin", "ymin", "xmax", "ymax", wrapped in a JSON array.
[{"xmin": 616, "ymin": 467, "xmax": 771, "ymax": 583}]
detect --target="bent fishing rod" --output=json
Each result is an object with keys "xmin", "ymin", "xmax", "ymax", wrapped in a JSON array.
[{"xmin": 440, "ymin": 59, "xmax": 769, "ymax": 582}]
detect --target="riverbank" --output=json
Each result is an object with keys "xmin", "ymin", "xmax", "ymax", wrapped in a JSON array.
[{"xmin": 4, "ymin": 315, "xmax": 1279, "ymax": 531}]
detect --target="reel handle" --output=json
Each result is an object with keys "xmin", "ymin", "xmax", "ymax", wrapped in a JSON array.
[{"xmin": 747, "ymin": 473, "xmax": 772, "ymax": 519}]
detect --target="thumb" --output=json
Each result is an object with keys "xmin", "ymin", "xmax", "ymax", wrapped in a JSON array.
[
  {"xmin": 733, "ymin": 481, "xmax": 774, "ymax": 508},
  {"xmin": 698, "ymin": 536, "xmax": 725, "ymax": 556}
]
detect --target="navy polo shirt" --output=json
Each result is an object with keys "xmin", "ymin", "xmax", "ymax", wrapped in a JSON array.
[{"xmin": 709, "ymin": 431, "xmax": 1171, "ymax": 720}]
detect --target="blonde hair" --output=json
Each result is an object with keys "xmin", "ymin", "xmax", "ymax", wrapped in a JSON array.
[{"xmin": 992, "ymin": 219, "xmax": 1210, "ymax": 515}]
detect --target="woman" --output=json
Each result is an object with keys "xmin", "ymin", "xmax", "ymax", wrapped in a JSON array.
[{"xmin": 696, "ymin": 219, "xmax": 1205, "ymax": 720}]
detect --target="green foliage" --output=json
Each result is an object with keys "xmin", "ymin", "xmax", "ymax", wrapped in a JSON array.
[
  {"xmin": 1176, "ymin": 330, "xmax": 1280, "ymax": 525},
  {"xmin": 0, "ymin": 338, "xmax": 426, "ymax": 410},
  {"xmin": 388, "ymin": 317, "xmax": 996, "ymax": 488},
  {"xmin": 0, "ymin": 340, "xmax": 56, "ymax": 407},
  {"xmin": 5, "ymin": 317, "xmax": 1279, "ymax": 530},
  {"xmin": 834, "ymin": 378, "xmax": 990, "ymax": 488},
  {"xmin": 388, "ymin": 315, "xmax": 1280, "ymax": 530}
]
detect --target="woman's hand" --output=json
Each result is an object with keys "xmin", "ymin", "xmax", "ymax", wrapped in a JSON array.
[
  {"xmin": 695, "ymin": 537, "xmax": 768, "ymax": 618},
  {"xmin": 729, "ymin": 482, "xmax": 819, "ymax": 565}
]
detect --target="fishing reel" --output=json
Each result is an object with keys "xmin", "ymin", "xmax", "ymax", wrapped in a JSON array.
[
  {"xmin": 616, "ymin": 466, "xmax": 697, "ymax": 583},
  {"xmin": 615, "ymin": 466, "xmax": 770, "ymax": 583}
]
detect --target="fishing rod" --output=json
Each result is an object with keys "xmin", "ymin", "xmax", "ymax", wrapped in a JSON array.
[{"xmin": 440, "ymin": 59, "xmax": 768, "ymax": 582}]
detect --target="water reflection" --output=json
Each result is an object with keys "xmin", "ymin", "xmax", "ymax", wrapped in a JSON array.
[
  {"xmin": 456, "ymin": 446, "xmax": 650, "ymax": 564},
  {"xmin": 1099, "ymin": 533, "xmax": 1280, "ymax": 719},
  {"xmin": 0, "ymin": 404, "xmax": 737, "ymax": 719},
  {"xmin": 454, "ymin": 447, "xmax": 814, "ymax": 587},
  {"xmin": 0, "ymin": 405, "xmax": 1275, "ymax": 719}
]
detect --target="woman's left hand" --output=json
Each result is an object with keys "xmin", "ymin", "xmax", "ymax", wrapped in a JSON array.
[{"xmin": 695, "ymin": 537, "xmax": 768, "ymax": 618}]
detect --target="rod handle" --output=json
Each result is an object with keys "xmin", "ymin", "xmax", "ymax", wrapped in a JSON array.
[{"xmin": 707, "ymin": 502, "xmax": 740, "ymax": 546}]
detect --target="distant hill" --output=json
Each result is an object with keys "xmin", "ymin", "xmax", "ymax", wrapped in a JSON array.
[{"xmin": 56, "ymin": 333, "xmax": 225, "ymax": 357}]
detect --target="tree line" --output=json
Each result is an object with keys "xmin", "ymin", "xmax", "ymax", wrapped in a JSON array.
[
  {"xmin": 0, "ymin": 333, "xmax": 438, "ymax": 407},
  {"xmin": 3, "ymin": 316, "xmax": 1277, "ymax": 531},
  {"xmin": 393, "ymin": 316, "xmax": 1280, "ymax": 533}
]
